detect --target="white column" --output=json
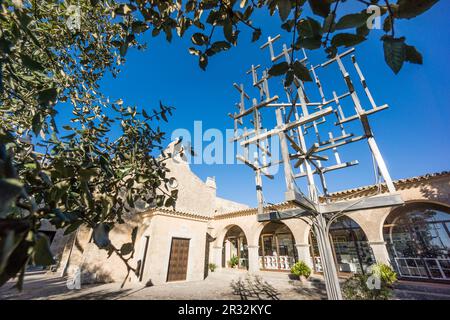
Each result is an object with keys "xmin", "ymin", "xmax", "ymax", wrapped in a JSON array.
[
  {"xmin": 224, "ymin": 240, "xmax": 231, "ymax": 267},
  {"xmin": 212, "ymin": 246, "xmax": 223, "ymax": 269},
  {"xmin": 247, "ymin": 245, "xmax": 260, "ymax": 273},
  {"xmin": 369, "ymin": 241, "xmax": 392, "ymax": 266},
  {"xmin": 295, "ymin": 243, "xmax": 313, "ymax": 269}
]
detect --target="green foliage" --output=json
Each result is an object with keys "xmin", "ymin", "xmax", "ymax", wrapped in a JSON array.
[
  {"xmin": 0, "ymin": 0, "xmax": 438, "ymax": 289},
  {"xmin": 0, "ymin": 0, "xmax": 178, "ymax": 289},
  {"xmin": 228, "ymin": 255, "xmax": 239, "ymax": 268},
  {"xmin": 382, "ymin": 35, "xmax": 407, "ymax": 74},
  {"xmin": 208, "ymin": 263, "xmax": 217, "ymax": 272},
  {"xmin": 290, "ymin": 260, "xmax": 311, "ymax": 278},
  {"xmin": 342, "ymin": 264, "xmax": 398, "ymax": 300},
  {"xmin": 371, "ymin": 263, "xmax": 397, "ymax": 285},
  {"xmin": 89, "ymin": 0, "xmax": 435, "ymax": 73}
]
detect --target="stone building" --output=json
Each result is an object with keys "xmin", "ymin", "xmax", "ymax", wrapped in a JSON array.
[{"xmin": 44, "ymin": 141, "xmax": 450, "ymax": 286}]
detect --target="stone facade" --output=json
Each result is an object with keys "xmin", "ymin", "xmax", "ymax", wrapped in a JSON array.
[{"xmin": 51, "ymin": 143, "xmax": 450, "ymax": 285}]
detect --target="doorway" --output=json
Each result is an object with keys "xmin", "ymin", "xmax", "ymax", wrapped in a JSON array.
[{"xmin": 167, "ymin": 238, "xmax": 190, "ymax": 282}]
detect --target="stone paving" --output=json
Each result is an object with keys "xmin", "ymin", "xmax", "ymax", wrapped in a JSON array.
[
  {"xmin": 1, "ymin": 269, "xmax": 449, "ymax": 300},
  {"xmin": 0, "ymin": 269, "xmax": 326, "ymax": 300}
]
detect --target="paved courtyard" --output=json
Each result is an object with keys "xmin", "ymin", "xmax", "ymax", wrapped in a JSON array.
[
  {"xmin": 0, "ymin": 269, "xmax": 327, "ymax": 300},
  {"xmin": 1, "ymin": 269, "xmax": 449, "ymax": 300}
]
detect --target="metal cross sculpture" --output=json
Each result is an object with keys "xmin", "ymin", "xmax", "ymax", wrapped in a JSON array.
[{"xmin": 228, "ymin": 34, "xmax": 404, "ymax": 300}]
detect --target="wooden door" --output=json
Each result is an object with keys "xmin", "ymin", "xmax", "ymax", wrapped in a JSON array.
[{"xmin": 167, "ymin": 238, "xmax": 190, "ymax": 282}]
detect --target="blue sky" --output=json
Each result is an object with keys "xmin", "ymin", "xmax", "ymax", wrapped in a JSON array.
[{"xmin": 95, "ymin": 1, "xmax": 450, "ymax": 207}]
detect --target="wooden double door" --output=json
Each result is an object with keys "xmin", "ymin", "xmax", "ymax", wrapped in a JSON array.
[{"xmin": 167, "ymin": 238, "xmax": 190, "ymax": 282}]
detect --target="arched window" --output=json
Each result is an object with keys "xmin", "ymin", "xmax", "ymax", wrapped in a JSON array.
[{"xmin": 383, "ymin": 202, "xmax": 450, "ymax": 280}]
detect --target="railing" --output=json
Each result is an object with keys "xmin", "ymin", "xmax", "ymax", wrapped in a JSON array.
[
  {"xmin": 394, "ymin": 257, "xmax": 450, "ymax": 280},
  {"xmin": 313, "ymin": 256, "xmax": 323, "ymax": 273},
  {"xmin": 259, "ymin": 256, "xmax": 295, "ymax": 271}
]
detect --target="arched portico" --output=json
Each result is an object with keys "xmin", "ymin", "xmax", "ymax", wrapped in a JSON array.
[
  {"xmin": 383, "ymin": 201, "xmax": 450, "ymax": 281},
  {"xmin": 257, "ymin": 221, "xmax": 298, "ymax": 271},
  {"xmin": 221, "ymin": 225, "xmax": 249, "ymax": 269}
]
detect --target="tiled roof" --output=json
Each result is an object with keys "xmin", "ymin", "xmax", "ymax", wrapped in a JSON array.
[
  {"xmin": 142, "ymin": 207, "xmax": 211, "ymax": 221},
  {"xmin": 325, "ymin": 171, "xmax": 450, "ymax": 201},
  {"xmin": 213, "ymin": 201, "xmax": 298, "ymax": 220}
]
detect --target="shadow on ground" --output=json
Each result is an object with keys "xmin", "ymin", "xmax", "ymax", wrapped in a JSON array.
[
  {"xmin": 289, "ymin": 278, "xmax": 328, "ymax": 300},
  {"xmin": 66, "ymin": 289, "xmax": 134, "ymax": 300},
  {"xmin": 230, "ymin": 275, "xmax": 280, "ymax": 300},
  {"xmin": 0, "ymin": 271, "xmax": 131, "ymax": 300}
]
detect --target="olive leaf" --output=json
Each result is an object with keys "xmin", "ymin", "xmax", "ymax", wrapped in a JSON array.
[
  {"xmin": 293, "ymin": 60, "xmax": 312, "ymax": 82},
  {"xmin": 382, "ymin": 36, "xmax": 406, "ymax": 74},
  {"xmin": 268, "ymin": 62, "xmax": 290, "ymax": 76},
  {"xmin": 33, "ymin": 235, "xmax": 55, "ymax": 266}
]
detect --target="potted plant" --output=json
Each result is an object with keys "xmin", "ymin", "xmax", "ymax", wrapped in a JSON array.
[
  {"xmin": 290, "ymin": 261, "xmax": 311, "ymax": 282},
  {"xmin": 208, "ymin": 263, "xmax": 217, "ymax": 272},
  {"xmin": 227, "ymin": 255, "xmax": 239, "ymax": 268},
  {"xmin": 342, "ymin": 263, "xmax": 398, "ymax": 300}
]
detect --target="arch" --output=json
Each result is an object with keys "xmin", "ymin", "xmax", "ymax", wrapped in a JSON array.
[
  {"xmin": 220, "ymin": 224, "xmax": 249, "ymax": 269},
  {"xmin": 375, "ymin": 200, "xmax": 450, "ymax": 242},
  {"xmin": 215, "ymin": 223, "xmax": 250, "ymax": 248},
  {"xmin": 258, "ymin": 221, "xmax": 298, "ymax": 271},
  {"xmin": 382, "ymin": 201, "xmax": 450, "ymax": 281},
  {"xmin": 309, "ymin": 215, "xmax": 375, "ymax": 275},
  {"xmin": 249, "ymin": 218, "xmax": 312, "ymax": 247}
]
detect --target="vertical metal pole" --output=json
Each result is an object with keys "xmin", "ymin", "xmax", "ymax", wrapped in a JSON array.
[
  {"xmin": 335, "ymin": 56, "xmax": 396, "ymax": 194},
  {"xmin": 275, "ymin": 108, "xmax": 295, "ymax": 193},
  {"xmin": 329, "ymin": 132, "xmax": 341, "ymax": 164},
  {"xmin": 367, "ymin": 137, "xmax": 396, "ymax": 193},
  {"xmin": 311, "ymin": 66, "xmax": 326, "ymax": 104},
  {"xmin": 351, "ymin": 55, "xmax": 377, "ymax": 110},
  {"xmin": 314, "ymin": 214, "xmax": 343, "ymax": 300},
  {"xmin": 262, "ymin": 70, "xmax": 271, "ymax": 99},
  {"xmin": 255, "ymin": 169, "xmax": 264, "ymax": 216},
  {"xmin": 333, "ymin": 91, "xmax": 346, "ymax": 122},
  {"xmin": 295, "ymin": 116, "xmax": 318, "ymax": 202}
]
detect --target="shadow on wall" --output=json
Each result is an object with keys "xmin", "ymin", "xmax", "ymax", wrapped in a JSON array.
[
  {"xmin": 204, "ymin": 233, "xmax": 216, "ymax": 280},
  {"xmin": 80, "ymin": 264, "xmax": 114, "ymax": 285},
  {"xmin": 230, "ymin": 275, "xmax": 280, "ymax": 300},
  {"xmin": 420, "ymin": 182, "xmax": 450, "ymax": 203}
]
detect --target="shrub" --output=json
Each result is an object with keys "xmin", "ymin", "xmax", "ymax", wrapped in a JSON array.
[
  {"xmin": 290, "ymin": 261, "xmax": 311, "ymax": 278},
  {"xmin": 371, "ymin": 263, "xmax": 397, "ymax": 285},
  {"xmin": 208, "ymin": 263, "xmax": 217, "ymax": 272},
  {"xmin": 342, "ymin": 263, "xmax": 397, "ymax": 300}
]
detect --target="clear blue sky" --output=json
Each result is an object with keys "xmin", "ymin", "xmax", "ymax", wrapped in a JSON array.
[{"xmin": 95, "ymin": 1, "xmax": 450, "ymax": 207}]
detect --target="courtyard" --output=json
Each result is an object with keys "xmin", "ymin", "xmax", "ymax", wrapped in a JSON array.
[{"xmin": 1, "ymin": 269, "xmax": 449, "ymax": 300}]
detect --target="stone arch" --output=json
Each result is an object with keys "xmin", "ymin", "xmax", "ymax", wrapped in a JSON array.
[
  {"xmin": 377, "ymin": 200, "xmax": 450, "ymax": 243},
  {"xmin": 257, "ymin": 220, "xmax": 299, "ymax": 271},
  {"xmin": 249, "ymin": 218, "xmax": 311, "ymax": 245},
  {"xmin": 215, "ymin": 223, "xmax": 250, "ymax": 248},
  {"xmin": 218, "ymin": 224, "xmax": 249, "ymax": 269}
]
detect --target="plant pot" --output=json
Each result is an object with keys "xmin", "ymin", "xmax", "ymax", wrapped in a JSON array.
[{"xmin": 289, "ymin": 274, "xmax": 300, "ymax": 280}]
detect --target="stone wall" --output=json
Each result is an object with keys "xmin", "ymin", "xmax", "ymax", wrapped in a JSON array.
[{"xmin": 136, "ymin": 212, "xmax": 208, "ymax": 285}]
